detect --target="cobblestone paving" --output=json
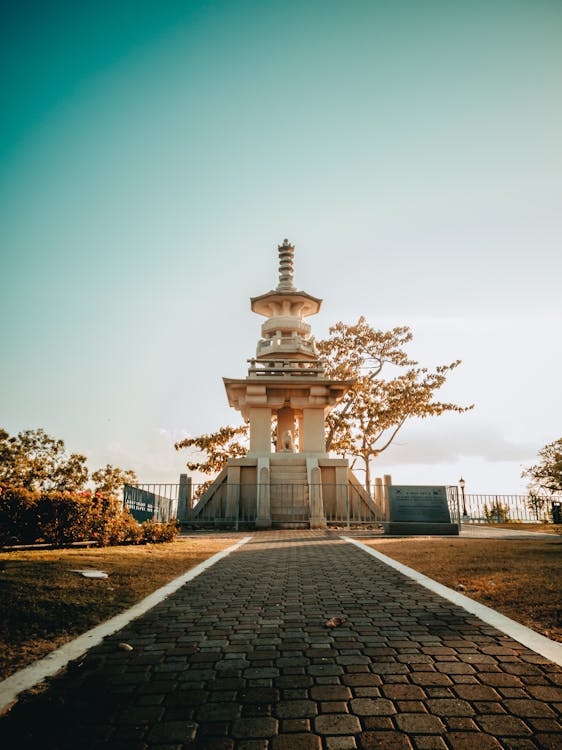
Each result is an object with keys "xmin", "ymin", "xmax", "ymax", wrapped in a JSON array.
[{"xmin": 1, "ymin": 531, "xmax": 561, "ymax": 749}]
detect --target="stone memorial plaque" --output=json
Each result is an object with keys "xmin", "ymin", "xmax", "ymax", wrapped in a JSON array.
[
  {"xmin": 389, "ymin": 486, "xmax": 451, "ymax": 523},
  {"xmin": 385, "ymin": 485, "xmax": 458, "ymax": 535}
]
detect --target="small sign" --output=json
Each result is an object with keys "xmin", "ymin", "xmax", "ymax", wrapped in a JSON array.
[{"xmin": 388, "ymin": 486, "xmax": 451, "ymax": 523}]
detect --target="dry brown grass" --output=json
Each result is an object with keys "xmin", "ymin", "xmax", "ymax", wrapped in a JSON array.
[
  {"xmin": 362, "ymin": 537, "xmax": 562, "ymax": 642},
  {"xmin": 477, "ymin": 522, "xmax": 561, "ymax": 534},
  {"xmin": 0, "ymin": 536, "xmax": 235, "ymax": 679}
]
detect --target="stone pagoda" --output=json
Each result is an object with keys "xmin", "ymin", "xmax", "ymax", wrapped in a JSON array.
[{"xmin": 193, "ymin": 239, "xmax": 376, "ymax": 528}]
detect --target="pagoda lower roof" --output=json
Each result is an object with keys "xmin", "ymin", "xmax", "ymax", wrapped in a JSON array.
[{"xmin": 250, "ymin": 290, "xmax": 322, "ymax": 317}]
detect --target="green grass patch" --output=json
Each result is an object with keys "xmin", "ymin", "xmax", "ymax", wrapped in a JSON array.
[{"xmin": 0, "ymin": 536, "xmax": 234, "ymax": 679}]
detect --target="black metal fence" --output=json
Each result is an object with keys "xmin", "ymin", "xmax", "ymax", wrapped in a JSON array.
[
  {"xmin": 123, "ymin": 484, "xmax": 180, "ymax": 523},
  {"xmin": 123, "ymin": 482, "xmax": 562, "ymax": 528}
]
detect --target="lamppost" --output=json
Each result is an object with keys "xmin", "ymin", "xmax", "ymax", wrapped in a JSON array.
[{"xmin": 459, "ymin": 477, "xmax": 467, "ymax": 517}]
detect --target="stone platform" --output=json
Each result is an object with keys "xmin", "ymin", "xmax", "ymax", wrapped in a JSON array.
[{"xmin": 1, "ymin": 531, "xmax": 561, "ymax": 749}]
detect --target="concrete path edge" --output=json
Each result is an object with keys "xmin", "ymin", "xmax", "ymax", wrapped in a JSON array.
[
  {"xmin": 343, "ymin": 535, "xmax": 562, "ymax": 667},
  {"xmin": 0, "ymin": 535, "xmax": 252, "ymax": 715}
]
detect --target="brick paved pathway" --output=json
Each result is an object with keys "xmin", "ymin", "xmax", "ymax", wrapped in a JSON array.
[{"xmin": 1, "ymin": 531, "xmax": 561, "ymax": 749}]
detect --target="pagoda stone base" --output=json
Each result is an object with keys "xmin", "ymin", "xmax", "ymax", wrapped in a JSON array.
[{"xmin": 191, "ymin": 454, "xmax": 380, "ymax": 529}]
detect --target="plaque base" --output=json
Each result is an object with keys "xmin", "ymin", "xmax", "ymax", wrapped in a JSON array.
[{"xmin": 384, "ymin": 522, "xmax": 459, "ymax": 536}]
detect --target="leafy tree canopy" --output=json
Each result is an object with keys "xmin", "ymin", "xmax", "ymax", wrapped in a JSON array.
[
  {"xmin": 0, "ymin": 428, "xmax": 137, "ymax": 496},
  {"xmin": 317, "ymin": 317, "xmax": 473, "ymax": 487},
  {"xmin": 174, "ymin": 425, "xmax": 249, "ymax": 477},
  {"xmin": 522, "ymin": 438, "xmax": 562, "ymax": 495},
  {"xmin": 92, "ymin": 464, "xmax": 138, "ymax": 496},
  {"xmin": 176, "ymin": 317, "xmax": 472, "ymax": 487},
  {"xmin": 0, "ymin": 428, "xmax": 88, "ymax": 492}
]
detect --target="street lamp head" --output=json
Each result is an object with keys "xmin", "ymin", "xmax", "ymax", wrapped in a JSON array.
[{"xmin": 459, "ymin": 477, "xmax": 465, "ymax": 489}]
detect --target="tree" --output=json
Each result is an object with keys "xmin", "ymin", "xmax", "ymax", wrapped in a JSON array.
[
  {"xmin": 92, "ymin": 464, "xmax": 138, "ymax": 497},
  {"xmin": 0, "ymin": 428, "xmax": 138, "ymax": 497},
  {"xmin": 174, "ymin": 425, "xmax": 249, "ymax": 477},
  {"xmin": 317, "ymin": 317, "xmax": 473, "ymax": 488},
  {"xmin": 522, "ymin": 438, "xmax": 562, "ymax": 495},
  {"xmin": 0, "ymin": 428, "xmax": 89, "ymax": 492},
  {"xmin": 175, "ymin": 317, "xmax": 472, "ymax": 489}
]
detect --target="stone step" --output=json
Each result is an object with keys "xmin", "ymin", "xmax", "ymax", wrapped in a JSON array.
[
  {"xmin": 270, "ymin": 478, "xmax": 308, "ymax": 485},
  {"xmin": 269, "ymin": 455, "xmax": 307, "ymax": 465},
  {"xmin": 270, "ymin": 467, "xmax": 308, "ymax": 475},
  {"xmin": 271, "ymin": 509, "xmax": 309, "ymax": 517},
  {"xmin": 270, "ymin": 487, "xmax": 308, "ymax": 498}
]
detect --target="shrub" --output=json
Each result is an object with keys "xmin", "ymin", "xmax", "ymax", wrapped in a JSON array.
[
  {"xmin": 140, "ymin": 519, "xmax": 180, "ymax": 544},
  {"xmin": 89, "ymin": 494, "xmax": 132, "ymax": 546},
  {"xmin": 35, "ymin": 492, "xmax": 92, "ymax": 545},
  {"xmin": 0, "ymin": 486, "xmax": 38, "ymax": 545},
  {"xmin": 0, "ymin": 484, "xmax": 180, "ymax": 548},
  {"xmin": 526, "ymin": 493, "xmax": 550, "ymax": 521},
  {"xmin": 484, "ymin": 500, "xmax": 510, "ymax": 523}
]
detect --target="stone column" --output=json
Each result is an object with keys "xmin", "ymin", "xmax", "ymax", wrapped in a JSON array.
[
  {"xmin": 226, "ymin": 465, "xmax": 241, "ymax": 522},
  {"xmin": 302, "ymin": 408, "xmax": 326, "ymax": 454},
  {"xmin": 307, "ymin": 459, "xmax": 326, "ymax": 528},
  {"xmin": 256, "ymin": 458, "xmax": 271, "ymax": 529},
  {"xmin": 297, "ymin": 415, "xmax": 304, "ymax": 452},
  {"xmin": 177, "ymin": 474, "xmax": 192, "ymax": 524},
  {"xmin": 374, "ymin": 477, "xmax": 384, "ymax": 520},
  {"xmin": 383, "ymin": 474, "xmax": 392, "ymax": 522},
  {"xmin": 249, "ymin": 407, "xmax": 272, "ymax": 454}
]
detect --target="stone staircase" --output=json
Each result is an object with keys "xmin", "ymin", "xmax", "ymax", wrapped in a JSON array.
[{"xmin": 269, "ymin": 458, "xmax": 309, "ymax": 526}]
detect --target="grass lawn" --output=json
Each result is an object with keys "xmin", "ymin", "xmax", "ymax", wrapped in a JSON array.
[
  {"xmin": 362, "ymin": 537, "xmax": 562, "ymax": 642},
  {"xmin": 474, "ymin": 522, "xmax": 561, "ymax": 534},
  {"xmin": 0, "ymin": 536, "xmax": 236, "ymax": 680}
]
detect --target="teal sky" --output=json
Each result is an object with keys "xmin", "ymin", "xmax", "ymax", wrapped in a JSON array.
[{"xmin": 1, "ymin": 1, "xmax": 561, "ymax": 491}]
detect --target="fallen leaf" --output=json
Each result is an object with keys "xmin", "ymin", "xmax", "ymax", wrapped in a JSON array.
[
  {"xmin": 325, "ymin": 617, "xmax": 344, "ymax": 628},
  {"xmin": 117, "ymin": 642, "xmax": 133, "ymax": 651}
]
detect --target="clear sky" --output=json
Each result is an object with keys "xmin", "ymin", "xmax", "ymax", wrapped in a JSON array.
[{"xmin": 1, "ymin": 0, "xmax": 561, "ymax": 493}]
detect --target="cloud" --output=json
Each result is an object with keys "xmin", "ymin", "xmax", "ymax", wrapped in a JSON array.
[{"xmin": 382, "ymin": 423, "xmax": 537, "ymax": 467}]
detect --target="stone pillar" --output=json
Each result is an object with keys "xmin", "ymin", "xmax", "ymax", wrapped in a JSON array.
[
  {"xmin": 226, "ymin": 465, "xmax": 241, "ymax": 522},
  {"xmin": 307, "ymin": 459, "xmax": 326, "ymax": 528},
  {"xmin": 276, "ymin": 406, "xmax": 295, "ymax": 451},
  {"xmin": 249, "ymin": 407, "xmax": 272, "ymax": 454},
  {"xmin": 302, "ymin": 408, "xmax": 326, "ymax": 454},
  {"xmin": 256, "ymin": 458, "xmax": 271, "ymax": 529},
  {"xmin": 374, "ymin": 477, "xmax": 385, "ymax": 521},
  {"xmin": 383, "ymin": 474, "xmax": 392, "ymax": 522},
  {"xmin": 297, "ymin": 415, "xmax": 304, "ymax": 452},
  {"xmin": 177, "ymin": 474, "xmax": 192, "ymax": 524}
]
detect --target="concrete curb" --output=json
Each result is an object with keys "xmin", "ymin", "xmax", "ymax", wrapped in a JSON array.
[
  {"xmin": 0, "ymin": 535, "xmax": 252, "ymax": 714},
  {"xmin": 343, "ymin": 535, "xmax": 562, "ymax": 667}
]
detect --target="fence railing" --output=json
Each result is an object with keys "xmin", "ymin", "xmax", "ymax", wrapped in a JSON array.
[
  {"xmin": 123, "ymin": 484, "xmax": 180, "ymax": 523},
  {"xmin": 123, "ymin": 483, "xmax": 460, "ymax": 528},
  {"xmin": 123, "ymin": 483, "xmax": 562, "ymax": 528},
  {"xmin": 460, "ymin": 493, "xmax": 562, "ymax": 524}
]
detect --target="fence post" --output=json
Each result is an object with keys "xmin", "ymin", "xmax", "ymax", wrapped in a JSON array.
[
  {"xmin": 177, "ymin": 474, "xmax": 192, "ymax": 524},
  {"xmin": 383, "ymin": 475, "xmax": 392, "ymax": 522}
]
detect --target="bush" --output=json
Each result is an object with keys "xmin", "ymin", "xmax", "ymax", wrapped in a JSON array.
[
  {"xmin": 0, "ymin": 485, "xmax": 178, "ymax": 548},
  {"xmin": 0, "ymin": 486, "xmax": 38, "ymax": 546},
  {"xmin": 88, "ymin": 494, "xmax": 140, "ymax": 546},
  {"xmin": 35, "ymin": 492, "xmax": 93, "ymax": 546},
  {"xmin": 484, "ymin": 500, "xmax": 510, "ymax": 523},
  {"xmin": 527, "ymin": 493, "xmax": 550, "ymax": 521},
  {"xmin": 140, "ymin": 519, "xmax": 180, "ymax": 544}
]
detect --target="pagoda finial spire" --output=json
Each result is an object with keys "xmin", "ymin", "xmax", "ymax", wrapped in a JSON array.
[{"xmin": 277, "ymin": 238, "xmax": 296, "ymax": 292}]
